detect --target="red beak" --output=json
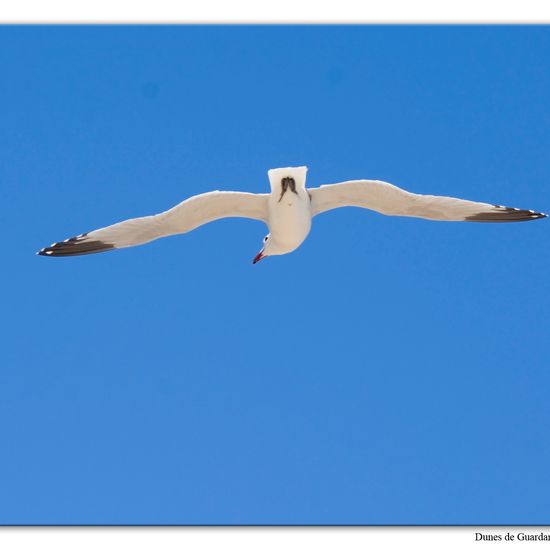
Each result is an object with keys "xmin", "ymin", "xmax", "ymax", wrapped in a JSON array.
[{"xmin": 252, "ymin": 250, "xmax": 265, "ymax": 264}]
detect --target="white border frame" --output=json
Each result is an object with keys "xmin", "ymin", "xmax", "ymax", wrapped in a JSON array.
[{"xmin": 1, "ymin": 0, "xmax": 550, "ymax": 23}]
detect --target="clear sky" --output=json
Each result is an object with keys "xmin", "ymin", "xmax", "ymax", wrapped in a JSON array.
[{"xmin": 1, "ymin": 25, "xmax": 549, "ymax": 525}]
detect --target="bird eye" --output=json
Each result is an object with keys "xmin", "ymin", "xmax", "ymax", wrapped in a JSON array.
[{"xmin": 263, "ymin": 236, "xmax": 269, "ymax": 243}]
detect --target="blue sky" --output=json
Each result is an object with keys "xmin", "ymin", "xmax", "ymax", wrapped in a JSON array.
[{"xmin": 1, "ymin": 26, "xmax": 549, "ymax": 525}]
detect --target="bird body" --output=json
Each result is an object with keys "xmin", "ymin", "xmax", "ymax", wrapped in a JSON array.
[
  {"xmin": 266, "ymin": 167, "xmax": 312, "ymax": 256},
  {"xmin": 38, "ymin": 165, "xmax": 546, "ymax": 263}
]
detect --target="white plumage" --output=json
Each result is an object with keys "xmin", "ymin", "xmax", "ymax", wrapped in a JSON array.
[
  {"xmin": 309, "ymin": 179, "xmax": 544, "ymax": 221},
  {"xmin": 38, "ymin": 166, "xmax": 546, "ymax": 262}
]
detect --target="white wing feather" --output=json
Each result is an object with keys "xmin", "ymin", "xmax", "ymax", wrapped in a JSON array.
[
  {"xmin": 39, "ymin": 191, "xmax": 269, "ymax": 256},
  {"xmin": 309, "ymin": 180, "xmax": 546, "ymax": 222}
]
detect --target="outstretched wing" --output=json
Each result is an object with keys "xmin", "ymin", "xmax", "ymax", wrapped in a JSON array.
[
  {"xmin": 309, "ymin": 180, "xmax": 546, "ymax": 222},
  {"xmin": 38, "ymin": 191, "xmax": 269, "ymax": 257}
]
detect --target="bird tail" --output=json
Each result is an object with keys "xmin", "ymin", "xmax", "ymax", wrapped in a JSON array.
[{"xmin": 268, "ymin": 166, "xmax": 308, "ymax": 192}]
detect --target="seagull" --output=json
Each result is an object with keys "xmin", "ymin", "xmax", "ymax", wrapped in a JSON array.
[{"xmin": 38, "ymin": 166, "xmax": 546, "ymax": 263}]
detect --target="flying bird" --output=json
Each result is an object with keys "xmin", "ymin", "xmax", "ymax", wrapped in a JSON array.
[{"xmin": 38, "ymin": 166, "xmax": 546, "ymax": 263}]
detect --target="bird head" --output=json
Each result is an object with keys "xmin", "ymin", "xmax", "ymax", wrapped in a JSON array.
[{"xmin": 252, "ymin": 234, "xmax": 271, "ymax": 264}]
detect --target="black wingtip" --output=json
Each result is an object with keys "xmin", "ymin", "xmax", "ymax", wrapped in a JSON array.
[
  {"xmin": 465, "ymin": 206, "xmax": 548, "ymax": 223},
  {"xmin": 37, "ymin": 233, "xmax": 115, "ymax": 257}
]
